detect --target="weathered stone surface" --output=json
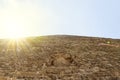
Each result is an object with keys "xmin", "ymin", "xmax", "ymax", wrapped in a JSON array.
[{"xmin": 0, "ymin": 35, "xmax": 120, "ymax": 79}]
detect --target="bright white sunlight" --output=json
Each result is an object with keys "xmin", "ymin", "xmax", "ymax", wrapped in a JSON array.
[
  {"xmin": 3, "ymin": 18, "xmax": 27, "ymax": 39},
  {"xmin": 0, "ymin": 0, "xmax": 50, "ymax": 39}
]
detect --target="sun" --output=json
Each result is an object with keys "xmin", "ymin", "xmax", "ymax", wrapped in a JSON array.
[{"xmin": 3, "ymin": 18, "xmax": 27, "ymax": 39}]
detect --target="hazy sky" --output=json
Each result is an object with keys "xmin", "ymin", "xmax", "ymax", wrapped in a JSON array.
[{"xmin": 0, "ymin": 0, "xmax": 120, "ymax": 39}]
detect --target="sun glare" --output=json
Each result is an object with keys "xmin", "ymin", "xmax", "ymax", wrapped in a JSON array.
[
  {"xmin": 0, "ymin": 0, "xmax": 51, "ymax": 39},
  {"xmin": 3, "ymin": 18, "xmax": 27, "ymax": 39}
]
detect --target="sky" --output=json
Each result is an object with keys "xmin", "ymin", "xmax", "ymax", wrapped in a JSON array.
[{"xmin": 0, "ymin": 0, "xmax": 120, "ymax": 39}]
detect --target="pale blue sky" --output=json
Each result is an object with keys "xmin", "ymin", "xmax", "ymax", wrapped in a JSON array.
[{"xmin": 0, "ymin": 0, "xmax": 120, "ymax": 39}]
